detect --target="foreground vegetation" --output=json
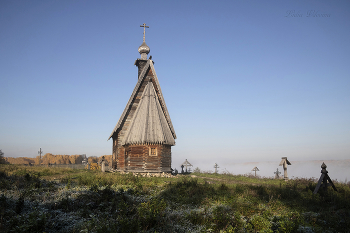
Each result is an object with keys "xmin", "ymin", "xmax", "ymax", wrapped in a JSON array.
[{"xmin": 0, "ymin": 165, "xmax": 349, "ymax": 232}]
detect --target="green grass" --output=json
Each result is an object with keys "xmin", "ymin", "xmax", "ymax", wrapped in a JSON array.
[
  {"xmin": 191, "ymin": 171, "xmax": 299, "ymax": 185},
  {"xmin": 1, "ymin": 164, "xmax": 350, "ymax": 232}
]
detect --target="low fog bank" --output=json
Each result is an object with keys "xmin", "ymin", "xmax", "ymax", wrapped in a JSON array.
[{"xmin": 190, "ymin": 160, "xmax": 350, "ymax": 183}]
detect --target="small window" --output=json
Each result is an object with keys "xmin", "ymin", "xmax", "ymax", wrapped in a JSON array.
[
  {"xmin": 149, "ymin": 147, "xmax": 157, "ymax": 156},
  {"xmin": 151, "ymin": 148, "xmax": 156, "ymax": 155}
]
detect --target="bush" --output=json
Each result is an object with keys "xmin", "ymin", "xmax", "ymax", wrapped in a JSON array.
[
  {"xmin": 212, "ymin": 205, "xmax": 234, "ymax": 231},
  {"xmin": 89, "ymin": 163, "xmax": 100, "ymax": 170},
  {"xmin": 138, "ymin": 198, "xmax": 167, "ymax": 230},
  {"xmin": 161, "ymin": 177, "xmax": 216, "ymax": 206},
  {"xmin": 193, "ymin": 167, "xmax": 201, "ymax": 173}
]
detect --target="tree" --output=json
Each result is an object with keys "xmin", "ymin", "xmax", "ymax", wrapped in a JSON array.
[
  {"xmin": 88, "ymin": 156, "xmax": 98, "ymax": 164},
  {"xmin": 35, "ymin": 155, "xmax": 41, "ymax": 165},
  {"xmin": 193, "ymin": 167, "xmax": 201, "ymax": 173},
  {"xmin": 0, "ymin": 150, "xmax": 6, "ymax": 164}
]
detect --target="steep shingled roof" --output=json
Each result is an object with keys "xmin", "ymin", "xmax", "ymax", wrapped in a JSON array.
[
  {"xmin": 121, "ymin": 82, "xmax": 175, "ymax": 145},
  {"xmin": 108, "ymin": 59, "xmax": 176, "ymax": 143}
]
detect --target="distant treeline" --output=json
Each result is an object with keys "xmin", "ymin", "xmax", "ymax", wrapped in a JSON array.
[
  {"xmin": 5, "ymin": 154, "xmax": 112, "ymax": 166},
  {"xmin": 89, "ymin": 155, "xmax": 112, "ymax": 166}
]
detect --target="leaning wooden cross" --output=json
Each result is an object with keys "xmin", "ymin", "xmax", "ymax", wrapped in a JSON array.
[
  {"xmin": 313, "ymin": 162, "xmax": 337, "ymax": 194},
  {"xmin": 279, "ymin": 157, "xmax": 291, "ymax": 181}
]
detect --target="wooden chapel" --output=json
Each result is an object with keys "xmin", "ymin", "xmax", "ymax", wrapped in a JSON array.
[{"xmin": 108, "ymin": 24, "xmax": 176, "ymax": 173}]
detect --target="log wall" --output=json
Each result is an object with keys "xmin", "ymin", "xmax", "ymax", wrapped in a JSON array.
[{"xmin": 113, "ymin": 144, "xmax": 172, "ymax": 173}]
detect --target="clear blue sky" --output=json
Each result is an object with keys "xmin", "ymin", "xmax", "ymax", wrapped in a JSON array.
[{"xmin": 1, "ymin": 0, "xmax": 349, "ymax": 170}]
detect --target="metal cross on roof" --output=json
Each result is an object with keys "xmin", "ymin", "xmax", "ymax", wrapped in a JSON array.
[{"xmin": 140, "ymin": 23, "xmax": 149, "ymax": 42}]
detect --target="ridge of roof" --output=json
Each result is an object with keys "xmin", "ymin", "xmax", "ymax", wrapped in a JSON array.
[{"xmin": 121, "ymin": 82, "xmax": 175, "ymax": 145}]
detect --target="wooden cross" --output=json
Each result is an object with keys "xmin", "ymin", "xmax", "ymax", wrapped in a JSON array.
[
  {"xmin": 38, "ymin": 148, "xmax": 43, "ymax": 166},
  {"xmin": 252, "ymin": 166, "xmax": 259, "ymax": 176},
  {"xmin": 274, "ymin": 168, "xmax": 281, "ymax": 179},
  {"xmin": 140, "ymin": 23, "xmax": 149, "ymax": 42},
  {"xmin": 214, "ymin": 163, "xmax": 219, "ymax": 173},
  {"xmin": 181, "ymin": 159, "xmax": 193, "ymax": 173},
  {"xmin": 313, "ymin": 162, "xmax": 337, "ymax": 194},
  {"xmin": 279, "ymin": 157, "xmax": 291, "ymax": 180}
]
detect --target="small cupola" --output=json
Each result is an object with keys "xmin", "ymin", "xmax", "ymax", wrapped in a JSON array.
[
  {"xmin": 138, "ymin": 23, "xmax": 150, "ymax": 60},
  {"xmin": 138, "ymin": 41, "xmax": 150, "ymax": 60}
]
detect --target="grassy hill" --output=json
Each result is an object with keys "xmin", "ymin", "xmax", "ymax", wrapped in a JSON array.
[{"xmin": 0, "ymin": 164, "xmax": 349, "ymax": 232}]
